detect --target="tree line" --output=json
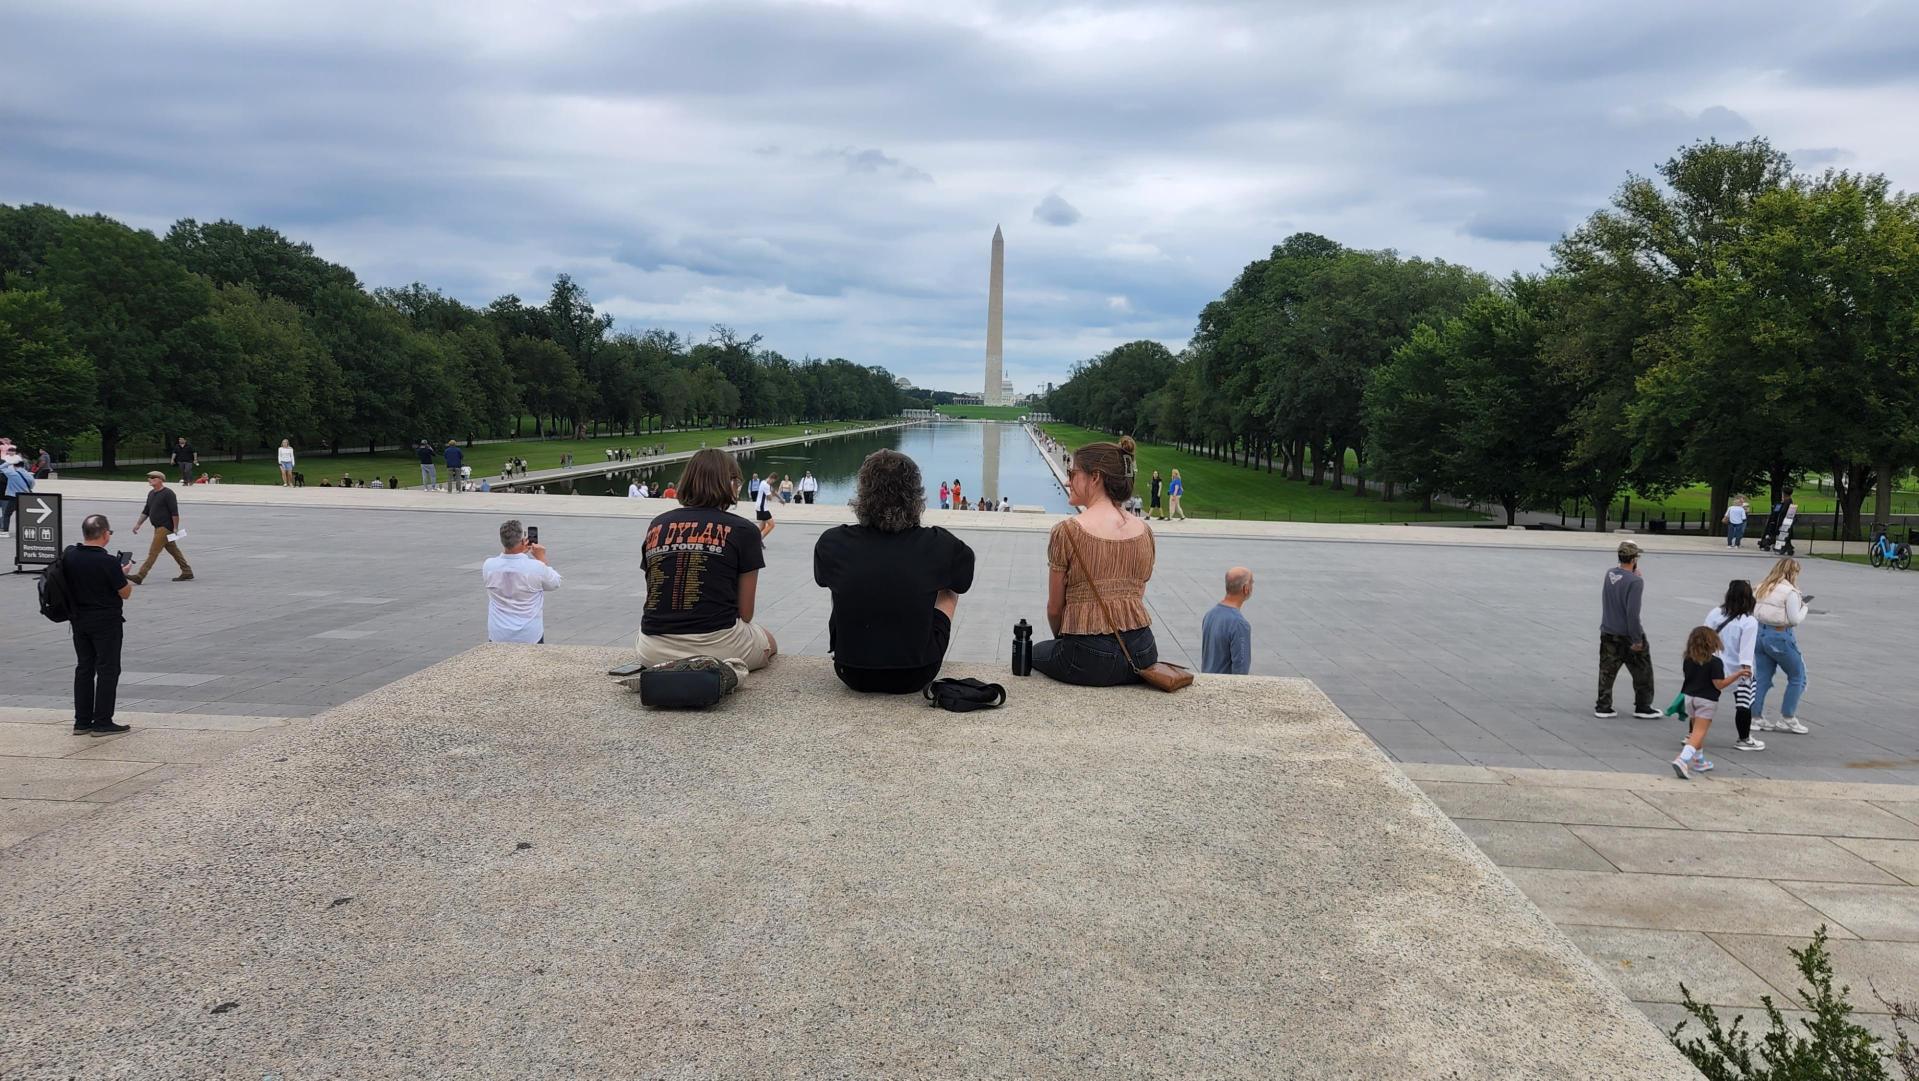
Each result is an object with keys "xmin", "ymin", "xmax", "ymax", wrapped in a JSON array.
[
  {"xmin": 1044, "ymin": 138, "xmax": 1919, "ymax": 537},
  {"xmin": 0, "ymin": 207, "xmax": 907, "ymax": 468}
]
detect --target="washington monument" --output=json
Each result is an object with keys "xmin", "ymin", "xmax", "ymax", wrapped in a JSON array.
[{"xmin": 983, "ymin": 225, "xmax": 1005, "ymax": 405}]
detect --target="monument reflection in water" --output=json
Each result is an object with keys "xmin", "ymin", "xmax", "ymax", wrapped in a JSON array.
[{"xmin": 547, "ymin": 421, "xmax": 1073, "ymax": 513}]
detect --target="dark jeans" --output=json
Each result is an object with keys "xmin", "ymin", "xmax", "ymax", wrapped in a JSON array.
[
  {"xmin": 72, "ymin": 621, "xmax": 124, "ymax": 726},
  {"xmin": 1032, "ymin": 628, "xmax": 1157, "ymax": 687},
  {"xmin": 1596, "ymin": 633, "xmax": 1654, "ymax": 713},
  {"xmin": 1, "ymin": 493, "xmax": 14, "ymax": 532},
  {"xmin": 1727, "ymin": 521, "xmax": 1747, "ymax": 546}
]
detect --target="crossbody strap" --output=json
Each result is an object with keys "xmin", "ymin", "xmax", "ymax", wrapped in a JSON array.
[{"xmin": 1059, "ymin": 520, "xmax": 1142, "ymax": 671}]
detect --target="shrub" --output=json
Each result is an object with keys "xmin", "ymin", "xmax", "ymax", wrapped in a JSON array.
[{"xmin": 1668, "ymin": 927, "xmax": 1893, "ymax": 1080}]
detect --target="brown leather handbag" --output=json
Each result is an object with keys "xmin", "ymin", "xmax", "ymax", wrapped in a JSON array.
[{"xmin": 1061, "ymin": 522, "xmax": 1193, "ymax": 692}]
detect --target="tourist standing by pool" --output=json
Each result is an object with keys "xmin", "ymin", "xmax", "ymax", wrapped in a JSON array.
[
  {"xmin": 756, "ymin": 472, "xmax": 778, "ymax": 540},
  {"xmin": 939, "ymin": 481, "xmax": 951, "ymax": 509},
  {"xmin": 1148, "ymin": 470, "xmax": 1164, "ymax": 520},
  {"xmin": 416, "ymin": 440, "xmax": 437, "ymax": 491},
  {"xmin": 1032, "ymin": 436, "xmax": 1159, "ymax": 686}
]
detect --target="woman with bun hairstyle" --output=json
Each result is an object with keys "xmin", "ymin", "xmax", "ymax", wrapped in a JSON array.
[{"xmin": 1032, "ymin": 435, "xmax": 1160, "ymax": 686}]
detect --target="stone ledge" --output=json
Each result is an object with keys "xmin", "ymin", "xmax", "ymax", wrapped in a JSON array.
[{"xmin": 0, "ymin": 647, "xmax": 1694, "ymax": 1079}]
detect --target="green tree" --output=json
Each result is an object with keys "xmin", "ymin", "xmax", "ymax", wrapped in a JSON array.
[
  {"xmin": 208, "ymin": 284, "xmax": 329, "ymax": 455},
  {"xmin": 0, "ymin": 289, "xmax": 97, "ymax": 451},
  {"xmin": 1442, "ymin": 284, "xmax": 1571, "ymax": 526}
]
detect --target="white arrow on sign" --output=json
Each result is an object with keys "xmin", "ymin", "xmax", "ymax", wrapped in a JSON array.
[{"xmin": 30, "ymin": 500, "xmax": 52, "ymax": 524}]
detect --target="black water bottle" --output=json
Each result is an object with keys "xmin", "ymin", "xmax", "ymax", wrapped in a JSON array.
[{"xmin": 1012, "ymin": 619, "xmax": 1033, "ymax": 676}]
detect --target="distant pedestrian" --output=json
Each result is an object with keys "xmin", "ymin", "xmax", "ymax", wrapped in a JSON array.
[
  {"xmin": 1595, "ymin": 541, "xmax": 1655, "ymax": 719},
  {"xmin": 1167, "ymin": 469, "xmax": 1187, "ymax": 520},
  {"xmin": 628, "ymin": 480, "xmax": 643, "ymax": 499},
  {"xmin": 416, "ymin": 440, "xmax": 437, "ymax": 490},
  {"xmin": 0, "ymin": 451, "xmax": 33, "ymax": 537},
  {"xmin": 128, "ymin": 471, "xmax": 193, "ymax": 584},
  {"xmin": 779, "ymin": 476, "xmax": 794, "ymax": 504},
  {"xmin": 276, "ymin": 439, "xmax": 296, "ymax": 487},
  {"xmin": 749, "ymin": 473, "xmax": 761, "ymax": 500},
  {"xmin": 444, "ymin": 440, "xmax": 465, "ymax": 493},
  {"xmin": 64, "ymin": 514, "xmax": 136, "ymax": 735},
  {"xmin": 1671, "ymin": 626, "xmax": 1744, "ymax": 780},
  {"xmin": 1149, "ymin": 470, "xmax": 1164, "ymax": 520},
  {"xmin": 387, "ymin": 475, "xmax": 398, "ymax": 491},
  {"xmin": 34, "ymin": 447, "xmax": 50, "ymax": 478},
  {"xmin": 756, "ymin": 472, "xmax": 779, "ymax": 540},
  {"xmin": 1723, "ymin": 496, "xmax": 1750, "ymax": 547},
  {"xmin": 1750, "ymin": 557, "xmax": 1811, "ymax": 735},
  {"xmin": 800, "ymin": 471, "xmax": 818, "ymax": 504},
  {"xmin": 952, "ymin": 479, "xmax": 962, "ymax": 507},
  {"xmin": 483, "ymin": 519, "xmax": 561, "ymax": 644},
  {"xmin": 939, "ymin": 481, "xmax": 951, "ymax": 509},
  {"xmin": 171, "ymin": 437, "xmax": 197, "ymax": 485},
  {"xmin": 1705, "ymin": 580, "xmax": 1762, "ymax": 751},
  {"xmin": 1200, "ymin": 567, "xmax": 1254, "ymax": 675}
]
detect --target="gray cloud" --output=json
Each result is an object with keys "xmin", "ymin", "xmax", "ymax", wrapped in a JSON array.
[
  {"xmin": 2, "ymin": 0, "xmax": 1915, "ymax": 391},
  {"xmin": 1032, "ymin": 192, "xmax": 1082, "ymax": 227}
]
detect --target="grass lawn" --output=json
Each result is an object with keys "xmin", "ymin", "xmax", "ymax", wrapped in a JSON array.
[
  {"xmin": 1616, "ymin": 480, "xmax": 1919, "ymax": 522},
  {"xmin": 1039, "ymin": 424, "xmax": 1481, "ymax": 524},
  {"xmin": 60, "ymin": 421, "xmax": 895, "ymax": 487},
  {"xmin": 934, "ymin": 405, "xmax": 1033, "ymax": 421}
]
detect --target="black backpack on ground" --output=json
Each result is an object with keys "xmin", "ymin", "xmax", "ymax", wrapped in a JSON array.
[
  {"xmin": 37, "ymin": 546, "xmax": 73, "ymax": 623},
  {"xmin": 924, "ymin": 678, "xmax": 1006, "ymax": 713}
]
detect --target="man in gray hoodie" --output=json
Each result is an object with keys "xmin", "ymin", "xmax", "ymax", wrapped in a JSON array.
[{"xmin": 1596, "ymin": 541, "xmax": 1658, "ymax": 719}]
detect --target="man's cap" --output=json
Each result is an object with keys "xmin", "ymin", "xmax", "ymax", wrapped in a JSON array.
[
  {"xmin": 146, "ymin": 470, "xmax": 165, "ymax": 480},
  {"xmin": 1617, "ymin": 540, "xmax": 1642, "ymax": 564}
]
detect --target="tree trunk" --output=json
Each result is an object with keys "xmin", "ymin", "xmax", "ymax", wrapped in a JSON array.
[
  {"xmin": 1874, "ymin": 456, "xmax": 1895, "ymax": 528},
  {"xmin": 1382, "ymin": 480, "xmax": 1396, "ymax": 503},
  {"xmin": 1329, "ymin": 445, "xmax": 1346, "ymax": 491},
  {"xmin": 1290, "ymin": 440, "xmax": 1306, "ymax": 481},
  {"xmin": 1835, "ymin": 460, "xmax": 1875, "ymax": 541},
  {"xmin": 1708, "ymin": 477, "xmax": 1730, "ymax": 538},
  {"xmin": 99, "ymin": 426, "xmax": 120, "ymax": 471},
  {"xmin": 1420, "ymin": 489, "xmax": 1433, "ymax": 513},
  {"xmin": 1309, "ymin": 442, "xmax": 1327, "ymax": 486},
  {"xmin": 1504, "ymin": 497, "xmax": 1518, "ymax": 526}
]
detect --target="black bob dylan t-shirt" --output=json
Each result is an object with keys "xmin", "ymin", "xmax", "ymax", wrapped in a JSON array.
[
  {"xmin": 641, "ymin": 507, "xmax": 766, "ymax": 636},
  {"xmin": 814, "ymin": 524, "xmax": 975, "ymax": 670}
]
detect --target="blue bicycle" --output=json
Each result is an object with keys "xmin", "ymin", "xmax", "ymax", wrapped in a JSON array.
[{"xmin": 1868, "ymin": 523, "xmax": 1912, "ymax": 570}]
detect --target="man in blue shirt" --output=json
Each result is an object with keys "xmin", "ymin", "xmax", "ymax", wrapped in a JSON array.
[
  {"xmin": 444, "ymin": 440, "xmax": 466, "ymax": 493},
  {"xmin": 1200, "ymin": 567, "xmax": 1254, "ymax": 675}
]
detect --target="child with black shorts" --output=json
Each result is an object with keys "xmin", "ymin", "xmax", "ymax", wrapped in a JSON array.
[{"xmin": 1673, "ymin": 626, "xmax": 1748, "ymax": 780}]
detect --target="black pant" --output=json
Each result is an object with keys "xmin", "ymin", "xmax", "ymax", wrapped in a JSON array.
[
  {"xmin": 72, "ymin": 622, "xmax": 124, "ymax": 726},
  {"xmin": 803, "ymin": 492, "xmax": 815, "ymax": 504},
  {"xmin": 1032, "ymin": 628, "xmax": 1157, "ymax": 687}
]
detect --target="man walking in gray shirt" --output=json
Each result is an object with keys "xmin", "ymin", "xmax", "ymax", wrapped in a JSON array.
[
  {"xmin": 1596, "ymin": 541, "xmax": 1657, "ymax": 719},
  {"xmin": 1200, "ymin": 567, "xmax": 1254, "ymax": 675}
]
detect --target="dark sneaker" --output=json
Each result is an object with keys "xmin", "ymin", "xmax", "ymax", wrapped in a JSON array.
[
  {"xmin": 1633, "ymin": 708, "xmax": 1663, "ymax": 719},
  {"xmin": 72, "ymin": 722, "xmax": 93, "ymax": 734},
  {"xmin": 173, "ymin": 573, "xmax": 195, "ymax": 582},
  {"xmin": 89, "ymin": 721, "xmax": 131, "ymax": 736},
  {"xmin": 1593, "ymin": 708, "xmax": 1617, "ymax": 719}
]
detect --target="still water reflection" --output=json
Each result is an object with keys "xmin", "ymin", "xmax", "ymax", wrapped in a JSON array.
[{"xmin": 538, "ymin": 421, "xmax": 1073, "ymax": 513}]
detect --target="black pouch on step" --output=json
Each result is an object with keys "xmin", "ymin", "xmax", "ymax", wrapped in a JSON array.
[
  {"xmin": 638, "ymin": 656, "xmax": 739, "ymax": 709},
  {"xmin": 924, "ymin": 677, "xmax": 1005, "ymax": 713}
]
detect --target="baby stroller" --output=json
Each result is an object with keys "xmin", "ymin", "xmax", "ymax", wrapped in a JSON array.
[{"xmin": 1760, "ymin": 506, "xmax": 1797, "ymax": 557}]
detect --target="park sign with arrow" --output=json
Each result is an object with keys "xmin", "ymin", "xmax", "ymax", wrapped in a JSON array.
[{"xmin": 13, "ymin": 491, "xmax": 61, "ymax": 570}]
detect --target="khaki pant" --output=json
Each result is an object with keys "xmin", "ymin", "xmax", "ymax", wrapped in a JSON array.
[
  {"xmin": 134, "ymin": 525, "xmax": 191, "ymax": 580},
  {"xmin": 635, "ymin": 620, "xmax": 774, "ymax": 671}
]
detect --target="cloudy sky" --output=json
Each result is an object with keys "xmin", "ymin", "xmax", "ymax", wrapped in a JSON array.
[{"xmin": 4, "ymin": 1, "xmax": 1916, "ymax": 394}]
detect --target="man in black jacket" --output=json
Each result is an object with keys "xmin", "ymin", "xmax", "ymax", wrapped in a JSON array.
[
  {"xmin": 171, "ymin": 437, "xmax": 197, "ymax": 484},
  {"xmin": 66, "ymin": 514, "xmax": 136, "ymax": 735}
]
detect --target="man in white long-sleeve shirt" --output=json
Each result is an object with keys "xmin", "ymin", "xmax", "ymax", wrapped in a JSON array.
[{"xmin": 483, "ymin": 519, "xmax": 562, "ymax": 643}]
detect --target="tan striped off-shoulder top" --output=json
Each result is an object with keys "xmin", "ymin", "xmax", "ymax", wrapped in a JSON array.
[{"xmin": 1046, "ymin": 517, "xmax": 1155, "ymax": 635}]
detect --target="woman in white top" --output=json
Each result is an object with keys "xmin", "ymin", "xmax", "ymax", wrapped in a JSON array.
[
  {"xmin": 627, "ymin": 481, "xmax": 643, "ymax": 499},
  {"xmin": 1750, "ymin": 558, "xmax": 1810, "ymax": 734},
  {"xmin": 1704, "ymin": 580, "xmax": 1761, "ymax": 751},
  {"xmin": 756, "ymin": 472, "xmax": 778, "ymax": 540},
  {"xmin": 276, "ymin": 439, "xmax": 296, "ymax": 487}
]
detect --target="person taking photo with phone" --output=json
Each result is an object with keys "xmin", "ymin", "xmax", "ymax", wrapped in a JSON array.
[
  {"xmin": 482, "ymin": 519, "xmax": 562, "ymax": 643},
  {"xmin": 65, "ymin": 514, "xmax": 136, "ymax": 735}
]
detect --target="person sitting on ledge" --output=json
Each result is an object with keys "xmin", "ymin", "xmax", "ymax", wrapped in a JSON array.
[
  {"xmin": 634, "ymin": 449, "xmax": 777, "ymax": 671},
  {"xmin": 814, "ymin": 450, "xmax": 974, "ymax": 694},
  {"xmin": 1033, "ymin": 435, "xmax": 1159, "ymax": 686}
]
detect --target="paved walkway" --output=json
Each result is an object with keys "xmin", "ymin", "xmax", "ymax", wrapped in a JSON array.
[
  {"xmin": 461, "ymin": 420, "xmax": 914, "ymax": 491},
  {"xmin": 1407, "ymin": 762, "xmax": 1919, "ymax": 1041},
  {"xmin": 7, "ymin": 481, "xmax": 1915, "ymax": 784}
]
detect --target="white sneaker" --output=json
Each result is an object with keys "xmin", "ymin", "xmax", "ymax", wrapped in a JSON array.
[
  {"xmin": 1671, "ymin": 756, "xmax": 1691, "ymax": 780},
  {"xmin": 1752, "ymin": 717, "xmax": 1776, "ymax": 732},
  {"xmin": 1692, "ymin": 757, "xmax": 1715, "ymax": 773},
  {"xmin": 1777, "ymin": 717, "xmax": 1809, "ymax": 735},
  {"xmin": 1733, "ymin": 738, "xmax": 1766, "ymax": 751}
]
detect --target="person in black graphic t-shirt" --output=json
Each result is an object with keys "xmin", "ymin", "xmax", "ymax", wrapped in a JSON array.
[
  {"xmin": 815, "ymin": 450, "xmax": 974, "ymax": 694},
  {"xmin": 635, "ymin": 449, "xmax": 777, "ymax": 671}
]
